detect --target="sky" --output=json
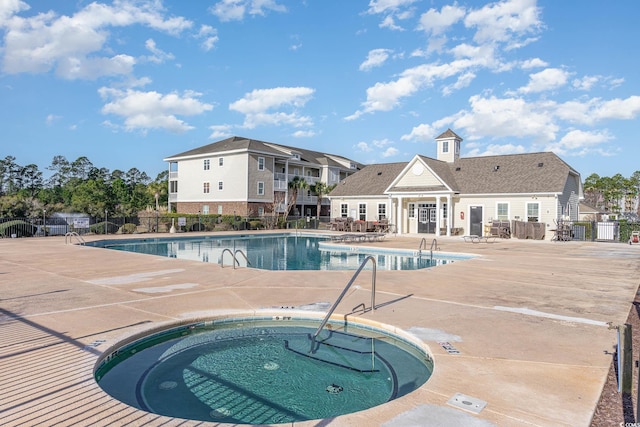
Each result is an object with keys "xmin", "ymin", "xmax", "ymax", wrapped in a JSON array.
[{"xmin": 1, "ymin": 0, "xmax": 639, "ymax": 182}]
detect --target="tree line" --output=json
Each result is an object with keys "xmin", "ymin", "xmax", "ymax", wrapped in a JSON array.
[
  {"xmin": 583, "ymin": 172, "xmax": 640, "ymax": 215},
  {"xmin": 0, "ymin": 155, "xmax": 167, "ymax": 218},
  {"xmin": 1, "ymin": 153, "xmax": 638, "ymax": 219}
]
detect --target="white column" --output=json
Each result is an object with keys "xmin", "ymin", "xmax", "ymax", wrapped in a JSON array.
[
  {"xmin": 396, "ymin": 196, "xmax": 403, "ymax": 234},
  {"xmin": 435, "ymin": 196, "xmax": 441, "ymax": 237},
  {"xmin": 446, "ymin": 194, "xmax": 452, "ymax": 236}
]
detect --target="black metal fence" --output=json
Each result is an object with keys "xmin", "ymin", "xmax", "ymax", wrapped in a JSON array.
[
  {"xmin": 0, "ymin": 214, "xmax": 328, "ymax": 238},
  {"xmin": 551, "ymin": 220, "xmax": 640, "ymax": 243}
]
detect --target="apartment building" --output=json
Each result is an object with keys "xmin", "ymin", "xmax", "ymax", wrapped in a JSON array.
[{"xmin": 163, "ymin": 136, "xmax": 363, "ymax": 217}]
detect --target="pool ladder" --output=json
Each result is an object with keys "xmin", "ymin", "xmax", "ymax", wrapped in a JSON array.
[
  {"xmin": 219, "ymin": 248, "xmax": 251, "ymax": 269},
  {"xmin": 65, "ymin": 232, "xmax": 86, "ymax": 245},
  {"xmin": 418, "ymin": 238, "xmax": 439, "ymax": 262},
  {"xmin": 309, "ymin": 255, "xmax": 377, "ymax": 353}
]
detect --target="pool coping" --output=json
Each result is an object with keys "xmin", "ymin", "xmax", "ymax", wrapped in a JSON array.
[{"xmin": 1, "ymin": 231, "xmax": 638, "ymax": 426}]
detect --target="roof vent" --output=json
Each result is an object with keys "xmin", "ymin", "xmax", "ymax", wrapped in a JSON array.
[
  {"xmin": 455, "ymin": 167, "xmax": 461, "ymax": 171},
  {"xmin": 494, "ymin": 165, "xmax": 500, "ymax": 171},
  {"xmin": 538, "ymin": 162, "xmax": 544, "ymax": 167}
]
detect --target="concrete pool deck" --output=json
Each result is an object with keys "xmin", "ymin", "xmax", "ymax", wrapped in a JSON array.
[{"xmin": 1, "ymin": 231, "xmax": 638, "ymax": 426}]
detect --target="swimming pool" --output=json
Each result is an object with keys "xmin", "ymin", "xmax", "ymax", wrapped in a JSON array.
[
  {"xmin": 95, "ymin": 314, "xmax": 433, "ymax": 424},
  {"xmin": 88, "ymin": 233, "xmax": 465, "ymax": 271}
]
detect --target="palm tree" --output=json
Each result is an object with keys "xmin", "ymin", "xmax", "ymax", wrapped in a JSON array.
[
  {"xmin": 285, "ymin": 176, "xmax": 308, "ymax": 218},
  {"xmin": 310, "ymin": 181, "xmax": 336, "ymax": 218}
]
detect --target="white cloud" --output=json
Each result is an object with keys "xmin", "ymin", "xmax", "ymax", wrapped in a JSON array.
[
  {"xmin": 210, "ymin": 0, "xmax": 286, "ymax": 22},
  {"xmin": 545, "ymin": 129, "xmax": 614, "ymax": 156},
  {"xmin": 466, "ymin": 143, "xmax": 526, "ymax": 157},
  {"xmin": 366, "ymin": 0, "xmax": 417, "ymax": 15},
  {"xmin": 98, "ymin": 87, "xmax": 213, "ymax": 133},
  {"xmin": 436, "ymin": 94, "xmax": 559, "ymax": 143},
  {"xmin": 418, "ymin": 4, "xmax": 466, "ymax": 36},
  {"xmin": 229, "ymin": 87, "xmax": 315, "ymax": 129},
  {"xmin": 516, "ymin": 68, "xmax": 571, "ymax": 94},
  {"xmin": 572, "ymin": 75, "xmax": 599, "ymax": 91},
  {"xmin": 197, "ymin": 25, "xmax": 219, "ymax": 51},
  {"xmin": 143, "ymin": 39, "xmax": 174, "ymax": 64},
  {"xmin": 382, "ymin": 146, "xmax": 399, "ymax": 157},
  {"xmin": 464, "ymin": 0, "xmax": 542, "ymax": 46},
  {"xmin": 292, "ymin": 130, "xmax": 316, "ymax": 138},
  {"xmin": 208, "ymin": 124, "xmax": 232, "ymax": 139},
  {"xmin": 401, "ymin": 123, "xmax": 437, "ymax": 142},
  {"xmin": 45, "ymin": 114, "xmax": 61, "ymax": 126},
  {"xmin": 520, "ymin": 57, "xmax": 548, "ymax": 69},
  {"xmin": 360, "ymin": 48, "xmax": 392, "ymax": 71},
  {"xmin": 1, "ymin": 0, "xmax": 191, "ymax": 79},
  {"xmin": 555, "ymin": 96, "xmax": 640, "ymax": 125},
  {"xmin": 356, "ymin": 141, "xmax": 372, "ymax": 152}
]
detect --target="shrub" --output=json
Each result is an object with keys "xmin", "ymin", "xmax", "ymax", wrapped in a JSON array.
[{"xmin": 119, "ymin": 223, "xmax": 137, "ymax": 234}]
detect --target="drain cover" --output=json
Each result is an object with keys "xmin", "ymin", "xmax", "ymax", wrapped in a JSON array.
[
  {"xmin": 326, "ymin": 384, "xmax": 343, "ymax": 394},
  {"xmin": 447, "ymin": 393, "xmax": 487, "ymax": 414}
]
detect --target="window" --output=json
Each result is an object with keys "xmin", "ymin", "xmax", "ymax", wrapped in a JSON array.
[
  {"xmin": 377, "ymin": 203, "xmax": 386, "ymax": 220},
  {"xmin": 293, "ymin": 168, "xmax": 299, "ymax": 177},
  {"xmin": 219, "ymin": 158, "xmax": 224, "ymax": 166},
  {"xmin": 340, "ymin": 203, "xmax": 348, "ymax": 218},
  {"xmin": 202, "ymin": 205, "xmax": 209, "ymax": 215},
  {"xmin": 258, "ymin": 207, "xmax": 264, "ymax": 216},
  {"xmin": 442, "ymin": 141, "xmax": 449, "ymax": 153},
  {"xmin": 442, "ymin": 203, "xmax": 448, "ymax": 219},
  {"xmin": 408, "ymin": 203, "xmax": 416, "ymax": 218},
  {"xmin": 257, "ymin": 181, "xmax": 264, "ymax": 195},
  {"xmin": 203, "ymin": 159, "xmax": 210, "ymax": 170},
  {"xmin": 496, "ymin": 202, "xmax": 508, "ymax": 220},
  {"xmin": 526, "ymin": 202, "xmax": 539, "ymax": 222},
  {"xmin": 359, "ymin": 203, "xmax": 366, "ymax": 221},
  {"xmin": 258, "ymin": 157, "xmax": 265, "ymax": 171},
  {"xmin": 217, "ymin": 205, "xmax": 223, "ymax": 214},
  {"xmin": 218, "ymin": 181, "xmax": 223, "ymax": 191},
  {"xmin": 203, "ymin": 182, "xmax": 210, "ymax": 193},
  {"xmin": 169, "ymin": 180, "xmax": 178, "ymax": 193},
  {"xmin": 455, "ymin": 141, "xmax": 460, "ymax": 154}
]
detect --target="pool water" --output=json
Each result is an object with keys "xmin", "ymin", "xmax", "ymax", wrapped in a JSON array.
[
  {"xmin": 89, "ymin": 234, "xmax": 458, "ymax": 271},
  {"xmin": 95, "ymin": 318, "xmax": 433, "ymax": 424}
]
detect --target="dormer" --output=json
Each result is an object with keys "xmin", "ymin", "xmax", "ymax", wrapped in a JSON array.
[{"xmin": 435, "ymin": 128, "xmax": 462, "ymax": 163}]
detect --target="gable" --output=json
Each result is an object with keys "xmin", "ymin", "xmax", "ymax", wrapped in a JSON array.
[{"xmin": 395, "ymin": 159, "xmax": 443, "ymax": 188}]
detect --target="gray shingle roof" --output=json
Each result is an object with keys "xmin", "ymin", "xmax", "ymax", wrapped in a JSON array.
[
  {"xmin": 332, "ymin": 152, "xmax": 578, "ymax": 197},
  {"xmin": 163, "ymin": 136, "xmax": 364, "ymax": 170},
  {"xmin": 329, "ymin": 162, "xmax": 408, "ymax": 197}
]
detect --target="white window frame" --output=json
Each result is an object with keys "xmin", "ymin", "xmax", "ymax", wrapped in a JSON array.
[
  {"xmin": 443, "ymin": 141, "xmax": 449, "ymax": 153},
  {"xmin": 217, "ymin": 205, "xmax": 223, "ymax": 214},
  {"xmin": 377, "ymin": 203, "xmax": 386, "ymax": 220},
  {"xmin": 408, "ymin": 203, "xmax": 416, "ymax": 218},
  {"xmin": 526, "ymin": 202, "xmax": 540, "ymax": 222},
  {"xmin": 257, "ymin": 181, "xmax": 264, "ymax": 196},
  {"xmin": 203, "ymin": 182, "xmax": 210, "ymax": 194},
  {"xmin": 358, "ymin": 203, "xmax": 366, "ymax": 221},
  {"xmin": 202, "ymin": 205, "xmax": 209, "ymax": 215},
  {"xmin": 218, "ymin": 181, "xmax": 223, "ymax": 191},
  {"xmin": 218, "ymin": 157, "xmax": 224, "ymax": 167},
  {"xmin": 203, "ymin": 159, "xmax": 210, "ymax": 170},
  {"xmin": 258, "ymin": 207, "xmax": 264, "ymax": 216},
  {"xmin": 340, "ymin": 203, "xmax": 348, "ymax": 218},
  {"xmin": 496, "ymin": 202, "xmax": 509, "ymax": 221},
  {"xmin": 258, "ymin": 157, "xmax": 265, "ymax": 171}
]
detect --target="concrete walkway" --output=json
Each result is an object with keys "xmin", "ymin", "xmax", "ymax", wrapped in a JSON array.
[{"xmin": 1, "ymin": 232, "xmax": 638, "ymax": 426}]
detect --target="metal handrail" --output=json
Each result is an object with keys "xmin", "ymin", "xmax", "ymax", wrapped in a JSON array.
[
  {"xmin": 234, "ymin": 249, "xmax": 251, "ymax": 267},
  {"xmin": 417, "ymin": 237, "xmax": 427, "ymax": 256},
  {"xmin": 310, "ymin": 256, "xmax": 377, "ymax": 352},
  {"xmin": 220, "ymin": 248, "xmax": 251, "ymax": 269},
  {"xmin": 65, "ymin": 232, "xmax": 86, "ymax": 245},
  {"xmin": 429, "ymin": 238, "xmax": 439, "ymax": 261}
]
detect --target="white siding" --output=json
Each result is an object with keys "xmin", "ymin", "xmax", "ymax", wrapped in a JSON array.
[{"xmin": 176, "ymin": 153, "xmax": 248, "ymax": 202}]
